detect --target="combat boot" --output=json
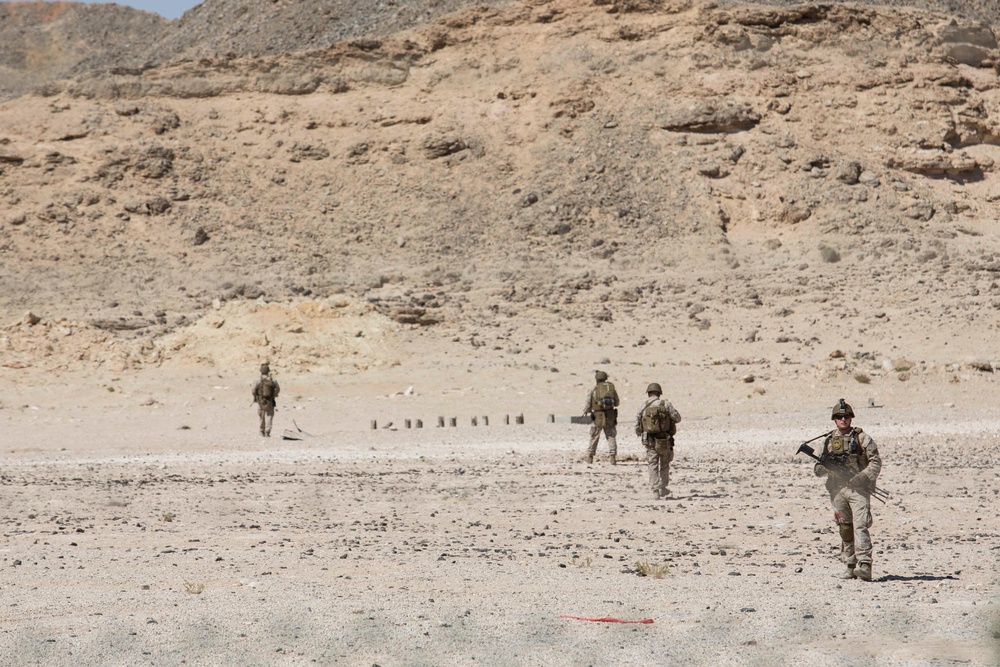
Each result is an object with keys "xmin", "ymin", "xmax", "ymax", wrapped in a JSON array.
[
  {"xmin": 609, "ymin": 455, "xmax": 616, "ymax": 465},
  {"xmin": 585, "ymin": 455, "xmax": 593, "ymax": 464},
  {"xmin": 855, "ymin": 563, "xmax": 872, "ymax": 582},
  {"xmin": 835, "ymin": 565, "xmax": 857, "ymax": 580}
]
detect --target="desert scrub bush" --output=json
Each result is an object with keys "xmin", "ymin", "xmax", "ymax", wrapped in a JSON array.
[
  {"xmin": 854, "ymin": 372, "xmax": 871, "ymax": 384},
  {"xmin": 819, "ymin": 245, "xmax": 841, "ymax": 263},
  {"xmin": 570, "ymin": 555, "xmax": 593, "ymax": 568},
  {"xmin": 183, "ymin": 581, "xmax": 205, "ymax": 595},
  {"xmin": 160, "ymin": 512, "xmax": 176, "ymax": 522},
  {"xmin": 635, "ymin": 560, "xmax": 670, "ymax": 579}
]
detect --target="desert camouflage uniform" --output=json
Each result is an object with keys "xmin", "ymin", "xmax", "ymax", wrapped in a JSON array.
[
  {"xmin": 635, "ymin": 395, "xmax": 682, "ymax": 498},
  {"xmin": 814, "ymin": 428, "xmax": 882, "ymax": 570},
  {"xmin": 583, "ymin": 382, "xmax": 619, "ymax": 461},
  {"xmin": 252, "ymin": 373, "xmax": 280, "ymax": 437}
]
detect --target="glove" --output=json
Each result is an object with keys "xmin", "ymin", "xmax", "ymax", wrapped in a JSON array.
[
  {"xmin": 635, "ymin": 427, "xmax": 643, "ymax": 437},
  {"xmin": 848, "ymin": 474, "xmax": 868, "ymax": 490}
]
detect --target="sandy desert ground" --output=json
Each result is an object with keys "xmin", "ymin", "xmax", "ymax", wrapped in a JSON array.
[{"xmin": 1, "ymin": 347, "xmax": 998, "ymax": 666}]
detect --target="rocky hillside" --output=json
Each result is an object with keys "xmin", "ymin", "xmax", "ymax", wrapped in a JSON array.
[
  {"xmin": 721, "ymin": 0, "xmax": 1000, "ymax": 25},
  {"xmin": 3, "ymin": 0, "xmax": 1000, "ymax": 377},
  {"xmin": 0, "ymin": 0, "xmax": 519, "ymax": 98},
  {"xmin": 4, "ymin": 0, "xmax": 1000, "ymax": 99},
  {"xmin": 0, "ymin": 2, "xmax": 169, "ymax": 98},
  {"xmin": 140, "ymin": 0, "xmax": 516, "ymax": 64}
]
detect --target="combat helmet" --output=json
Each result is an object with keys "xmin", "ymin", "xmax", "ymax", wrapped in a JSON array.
[
  {"xmin": 831, "ymin": 398, "xmax": 854, "ymax": 419},
  {"xmin": 260, "ymin": 363, "xmax": 270, "ymax": 375},
  {"xmin": 595, "ymin": 370, "xmax": 609, "ymax": 382},
  {"xmin": 646, "ymin": 383, "xmax": 663, "ymax": 395}
]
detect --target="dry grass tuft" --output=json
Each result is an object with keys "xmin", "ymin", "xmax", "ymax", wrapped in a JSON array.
[
  {"xmin": 183, "ymin": 581, "xmax": 205, "ymax": 595},
  {"xmin": 635, "ymin": 560, "xmax": 670, "ymax": 578}
]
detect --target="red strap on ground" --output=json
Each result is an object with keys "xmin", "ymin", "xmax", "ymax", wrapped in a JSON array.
[{"xmin": 560, "ymin": 615, "xmax": 654, "ymax": 624}]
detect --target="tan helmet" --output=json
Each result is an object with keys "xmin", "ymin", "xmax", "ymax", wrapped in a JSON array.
[
  {"xmin": 595, "ymin": 370, "xmax": 608, "ymax": 382},
  {"xmin": 260, "ymin": 363, "xmax": 270, "ymax": 375},
  {"xmin": 646, "ymin": 383, "xmax": 662, "ymax": 395},
  {"xmin": 831, "ymin": 398, "xmax": 854, "ymax": 419}
]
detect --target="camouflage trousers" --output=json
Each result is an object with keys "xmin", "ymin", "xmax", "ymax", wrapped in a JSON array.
[
  {"xmin": 258, "ymin": 401, "xmax": 275, "ymax": 437},
  {"xmin": 645, "ymin": 443, "xmax": 673, "ymax": 498},
  {"xmin": 588, "ymin": 422, "xmax": 617, "ymax": 458},
  {"xmin": 830, "ymin": 486, "xmax": 874, "ymax": 566}
]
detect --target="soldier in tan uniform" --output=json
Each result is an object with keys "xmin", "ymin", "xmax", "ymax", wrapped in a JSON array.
[
  {"xmin": 635, "ymin": 383, "xmax": 682, "ymax": 499},
  {"xmin": 814, "ymin": 399, "xmax": 882, "ymax": 582},
  {"xmin": 252, "ymin": 363, "xmax": 280, "ymax": 437},
  {"xmin": 582, "ymin": 370, "xmax": 619, "ymax": 464}
]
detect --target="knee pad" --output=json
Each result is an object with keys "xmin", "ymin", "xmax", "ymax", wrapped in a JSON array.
[{"xmin": 839, "ymin": 524, "xmax": 854, "ymax": 543}]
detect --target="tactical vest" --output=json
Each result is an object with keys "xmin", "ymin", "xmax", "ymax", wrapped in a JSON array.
[
  {"xmin": 591, "ymin": 382, "xmax": 616, "ymax": 412},
  {"xmin": 824, "ymin": 428, "xmax": 868, "ymax": 474}
]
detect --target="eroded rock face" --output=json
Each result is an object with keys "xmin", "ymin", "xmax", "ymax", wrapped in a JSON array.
[
  {"xmin": 887, "ymin": 150, "xmax": 990, "ymax": 176},
  {"xmin": 4, "ymin": 0, "xmax": 1000, "ymax": 375},
  {"xmin": 658, "ymin": 101, "xmax": 761, "ymax": 134}
]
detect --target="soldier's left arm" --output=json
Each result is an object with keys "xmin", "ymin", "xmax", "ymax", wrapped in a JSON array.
[
  {"xmin": 666, "ymin": 400, "xmax": 681, "ymax": 424},
  {"xmin": 857, "ymin": 432, "xmax": 882, "ymax": 482},
  {"xmin": 612, "ymin": 387, "xmax": 620, "ymax": 407}
]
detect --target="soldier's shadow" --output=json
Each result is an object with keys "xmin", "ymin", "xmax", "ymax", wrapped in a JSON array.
[{"xmin": 877, "ymin": 574, "xmax": 959, "ymax": 582}]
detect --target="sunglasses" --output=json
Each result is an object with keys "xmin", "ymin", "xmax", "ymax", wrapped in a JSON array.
[{"xmin": 834, "ymin": 414, "xmax": 852, "ymax": 419}]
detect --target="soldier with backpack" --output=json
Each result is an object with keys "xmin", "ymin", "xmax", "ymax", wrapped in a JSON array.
[
  {"xmin": 582, "ymin": 370, "xmax": 620, "ymax": 464},
  {"xmin": 252, "ymin": 363, "xmax": 280, "ymax": 437},
  {"xmin": 635, "ymin": 383, "xmax": 682, "ymax": 499}
]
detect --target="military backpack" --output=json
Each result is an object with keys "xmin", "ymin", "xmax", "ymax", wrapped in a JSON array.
[
  {"xmin": 641, "ymin": 400, "xmax": 675, "ymax": 436},
  {"xmin": 258, "ymin": 377, "xmax": 276, "ymax": 400},
  {"xmin": 592, "ymin": 381, "xmax": 616, "ymax": 412}
]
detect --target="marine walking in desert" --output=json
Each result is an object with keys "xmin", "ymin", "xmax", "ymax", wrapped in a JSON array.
[
  {"xmin": 252, "ymin": 363, "xmax": 281, "ymax": 437},
  {"xmin": 582, "ymin": 370, "xmax": 620, "ymax": 464},
  {"xmin": 634, "ymin": 382, "xmax": 682, "ymax": 499},
  {"xmin": 808, "ymin": 399, "xmax": 884, "ymax": 581}
]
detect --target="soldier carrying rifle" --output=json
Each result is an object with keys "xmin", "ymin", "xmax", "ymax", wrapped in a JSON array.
[{"xmin": 799, "ymin": 399, "xmax": 884, "ymax": 582}]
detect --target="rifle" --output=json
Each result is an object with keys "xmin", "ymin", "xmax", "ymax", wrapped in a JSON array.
[{"xmin": 797, "ymin": 438, "xmax": 889, "ymax": 504}]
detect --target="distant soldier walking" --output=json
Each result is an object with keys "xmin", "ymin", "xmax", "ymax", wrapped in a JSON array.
[
  {"xmin": 635, "ymin": 383, "xmax": 682, "ymax": 499},
  {"xmin": 252, "ymin": 363, "xmax": 280, "ymax": 437},
  {"xmin": 582, "ymin": 370, "xmax": 620, "ymax": 464},
  {"xmin": 813, "ymin": 399, "xmax": 882, "ymax": 581}
]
